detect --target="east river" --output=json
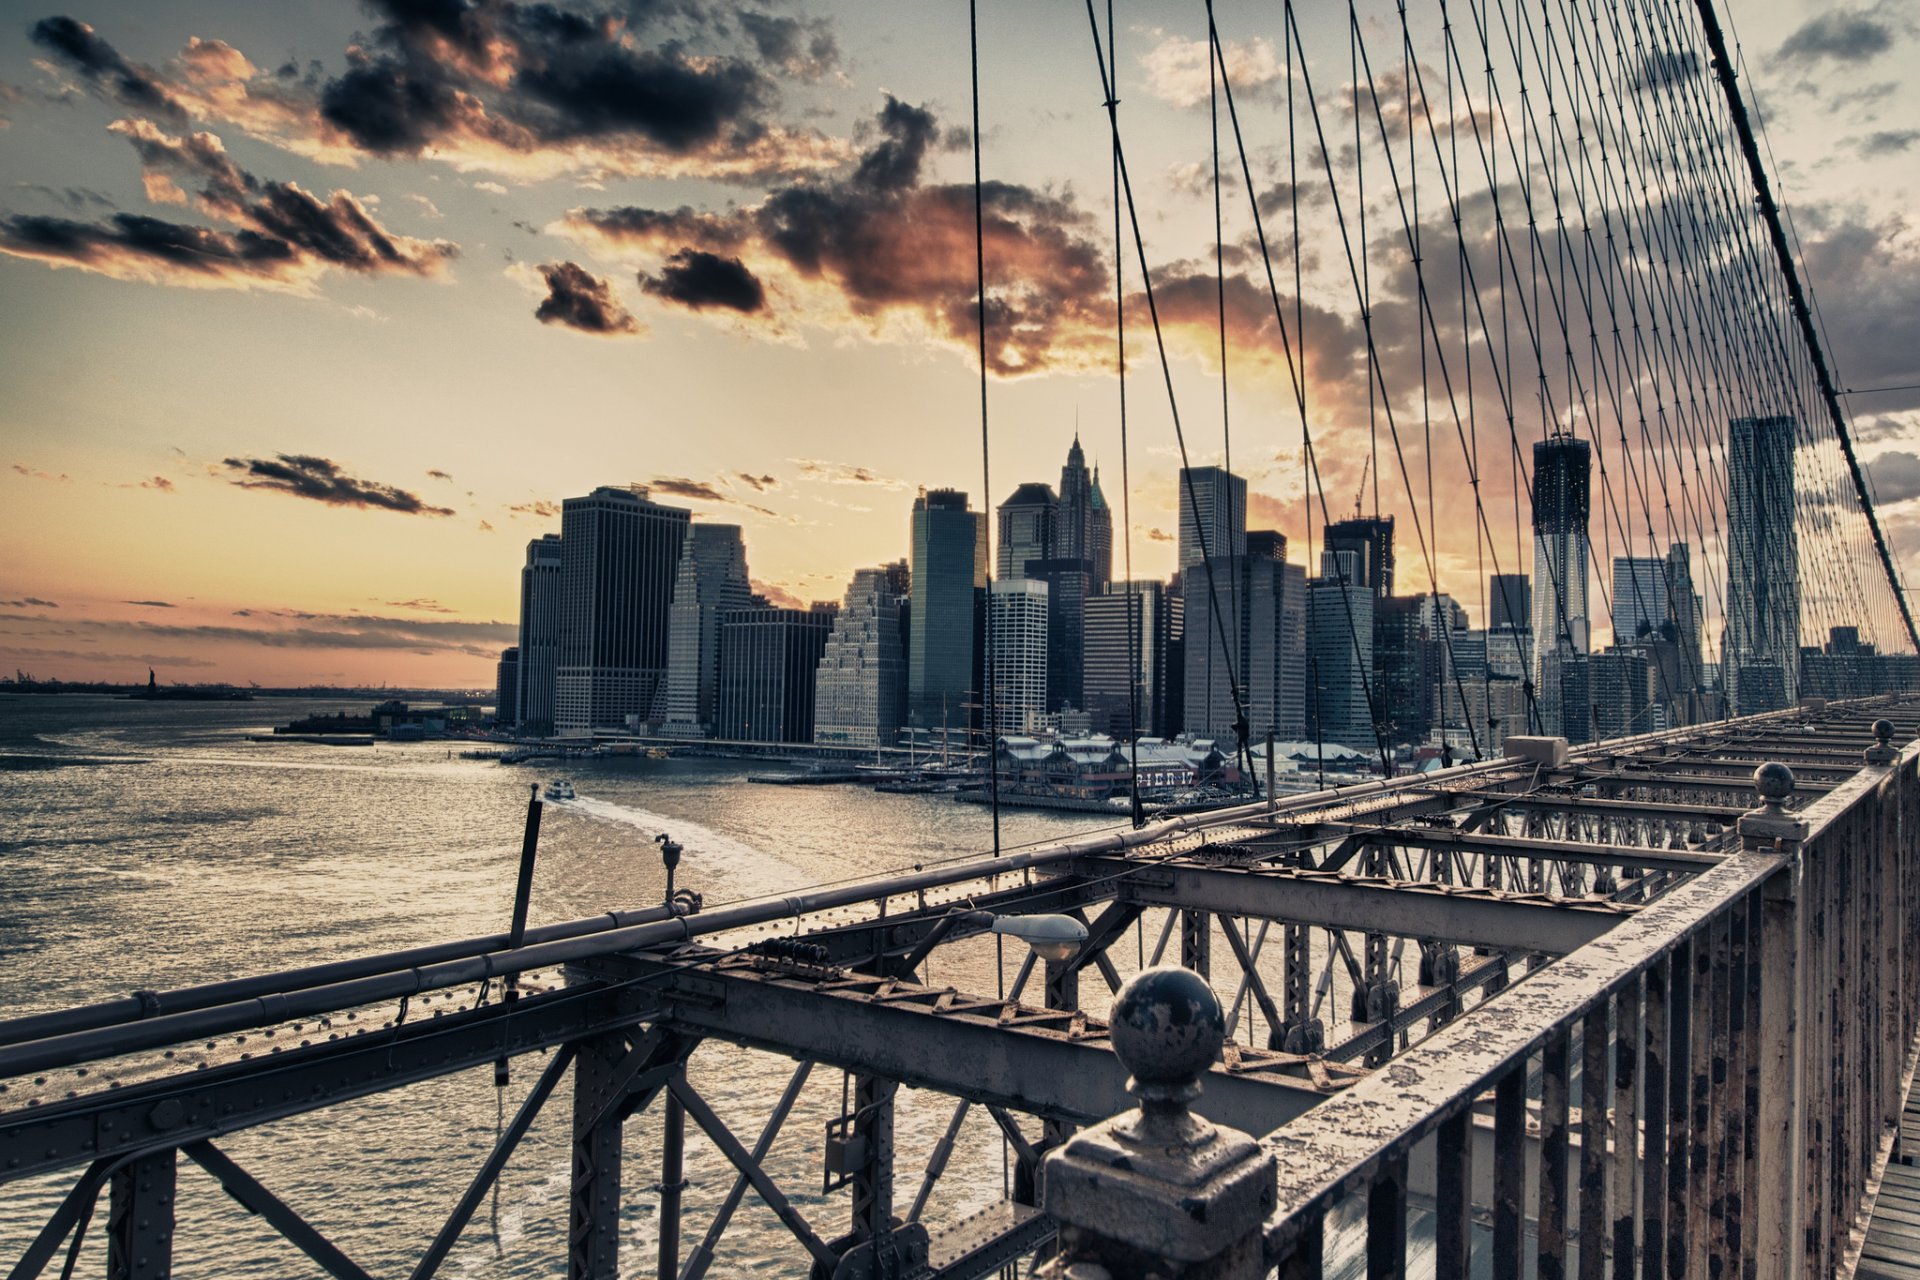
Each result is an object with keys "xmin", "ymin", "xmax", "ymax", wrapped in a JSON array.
[{"xmin": 0, "ymin": 694, "xmax": 1108, "ymax": 1278}]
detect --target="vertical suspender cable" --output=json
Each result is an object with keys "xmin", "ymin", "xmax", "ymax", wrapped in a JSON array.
[{"xmin": 968, "ymin": 0, "xmax": 1001, "ymax": 855}]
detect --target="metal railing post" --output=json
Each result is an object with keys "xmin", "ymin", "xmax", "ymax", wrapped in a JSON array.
[
  {"xmin": 1036, "ymin": 966, "xmax": 1275, "ymax": 1278},
  {"xmin": 1745, "ymin": 768, "xmax": 1807, "ymax": 1280}
]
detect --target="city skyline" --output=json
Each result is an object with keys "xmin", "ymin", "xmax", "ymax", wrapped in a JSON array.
[{"xmin": 3, "ymin": 0, "xmax": 1919, "ymax": 687}]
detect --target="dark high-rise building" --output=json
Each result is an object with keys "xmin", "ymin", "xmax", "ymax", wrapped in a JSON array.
[
  {"xmin": 515, "ymin": 533, "xmax": 565, "ymax": 733},
  {"xmin": 554, "ymin": 486, "xmax": 692, "ymax": 734},
  {"xmin": 1489, "ymin": 573, "xmax": 1531, "ymax": 632},
  {"xmin": 1055, "ymin": 434, "xmax": 1112, "ymax": 588},
  {"xmin": 1085, "ymin": 580, "xmax": 1174, "ymax": 739},
  {"xmin": 495, "ymin": 648, "xmax": 519, "ymax": 727},
  {"xmin": 1726, "ymin": 415, "xmax": 1799, "ymax": 714},
  {"xmin": 1324, "ymin": 516, "xmax": 1395, "ymax": 598},
  {"xmin": 1531, "ymin": 433, "xmax": 1592, "ymax": 735},
  {"xmin": 1182, "ymin": 532, "xmax": 1305, "ymax": 745},
  {"xmin": 655, "ymin": 524, "xmax": 753, "ymax": 737},
  {"xmin": 1028, "ymin": 558, "xmax": 1090, "ymax": 712},
  {"xmin": 1177, "ymin": 466, "xmax": 1247, "ymax": 572},
  {"xmin": 1373, "ymin": 596, "xmax": 1437, "ymax": 747},
  {"xmin": 814, "ymin": 562, "xmax": 912, "ymax": 749},
  {"xmin": 1308, "ymin": 548, "xmax": 1377, "ymax": 751},
  {"xmin": 996, "ymin": 482, "xmax": 1055, "ymax": 579},
  {"xmin": 716, "ymin": 605, "xmax": 837, "ymax": 743},
  {"xmin": 908, "ymin": 489, "xmax": 988, "ymax": 737}
]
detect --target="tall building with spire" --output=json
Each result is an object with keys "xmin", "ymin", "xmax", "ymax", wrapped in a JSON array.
[
  {"xmin": 1726, "ymin": 415, "xmax": 1799, "ymax": 713},
  {"xmin": 1531, "ymin": 433, "xmax": 1592, "ymax": 735},
  {"xmin": 654, "ymin": 524, "xmax": 753, "ymax": 737},
  {"xmin": 1054, "ymin": 433, "xmax": 1112, "ymax": 589}
]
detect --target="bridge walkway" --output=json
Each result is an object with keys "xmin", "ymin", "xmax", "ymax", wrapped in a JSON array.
[{"xmin": 1861, "ymin": 1070, "xmax": 1920, "ymax": 1280}]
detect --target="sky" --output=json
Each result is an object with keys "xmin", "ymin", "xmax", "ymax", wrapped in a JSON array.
[{"xmin": 1, "ymin": 0, "xmax": 1917, "ymax": 688}]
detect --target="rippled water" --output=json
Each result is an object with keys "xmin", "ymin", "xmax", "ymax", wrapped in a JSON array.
[{"xmin": 0, "ymin": 695, "xmax": 1105, "ymax": 1278}]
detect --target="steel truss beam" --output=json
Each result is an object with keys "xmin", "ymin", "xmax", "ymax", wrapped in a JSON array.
[
  {"xmin": 592, "ymin": 953, "xmax": 1350, "ymax": 1132},
  {"xmin": 1303, "ymin": 823, "xmax": 1726, "ymax": 874},
  {"xmin": 1081, "ymin": 857, "xmax": 1635, "ymax": 954},
  {"xmin": 0, "ymin": 983, "xmax": 644, "ymax": 1185}
]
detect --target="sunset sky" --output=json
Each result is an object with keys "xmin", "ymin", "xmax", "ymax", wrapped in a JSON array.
[{"xmin": 2, "ymin": 0, "xmax": 1917, "ymax": 687}]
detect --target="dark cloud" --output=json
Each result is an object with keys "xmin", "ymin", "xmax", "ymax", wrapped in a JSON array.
[
  {"xmin": 0, "ymin": 119, "xmax": 456, "ymax": 289},
  {"xmin": 651, "ymin": 475, "xmax": 728, "ymax": 501},
  {"xmin": 533, "ymin": 260, "xmax": 639, "ymax": 334},
  {"xmin": 383, "ymin": 597, "xmax": 456, "ymax": 613},
  {"xmin": 736, "ymin": 472, "xmax": 776, "ymax": 491},
  {"xmin": 566, "ymin": 96, "xmax": 1111, "ymax": 374},
  {"xmin": 124, "ymin": 600, "xmax": 174, "ymax": 608},
  {"xmin": 639, "ymin": 248, "xmax": 766, "ymax": 312},
  {"xmin": 792, "ymin": 459, "xmax": 902, "ymax": 487},
  {"xmin": 1146, "ymin": 527, "xmax": 1174, "ymax": 543},
  {"xmin": 1867, "ymin": 451, "xmax": 1920, "ymax": 505},
  {"xmin": 0, "ymin": 609, "xmax": 516, "ymax": 658},
  {"xmin": 221, "ymin": 454, "xmax": 457, "ymax": 515},
  {"xmin": 0, "ymin": 598, "xmax": 58, "ymax": 608},
  {"xmin": 1634, "ymin": 50, "xmax": 1700, "ymax": 92},
  {"xmin": 736, "ymin": 10, "xmax": 839, "ymax": 80},
  {"xmin": 30, "ymin": 16, "xmax": 186, "ymax": 120},
  {"xmin": 6, "ymin": 648, "xmax": 217, "ymax": 669},
  {"xmin": 426, "ymin": 468, "xmax": 453, "ymax": 480},
  {"xmin": 136, "ymin": 475, "xmax": 175, "ymax": 491},
  {"xmin": 1776, "ymin": 8, "xmax": 1901, "ymax": 64},
  {"xmin": 649, "ymin": 475, "xmax": 777, "ymax": 516},
  {"xmin": 1861, "ymin": 130, "xmax": 1920, "ymax": 156},
  {"xmin": 510, "ymin": 499, "xmax": 561, "ymax": 517}
]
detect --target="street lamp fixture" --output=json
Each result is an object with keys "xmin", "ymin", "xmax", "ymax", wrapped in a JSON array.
[{"xmin": 989, "ymin": 913, "xmax": 1088, "ymax": 963}]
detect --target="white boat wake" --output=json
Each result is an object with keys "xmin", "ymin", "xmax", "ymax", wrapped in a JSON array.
[{"xmin": 558, "ymin": 795, "xmax": 814, "ymax": 897}]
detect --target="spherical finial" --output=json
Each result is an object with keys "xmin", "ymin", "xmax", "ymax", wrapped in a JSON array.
[
  {"xmin": 1875, "ymin": 719, "xmax": 1895, "ymax": 745},
  {"xmin": 1109, "ymin": 965, "xmax": 1224, "ymax": 1106},
  {"xmin": 1754, "ymin": 762, "xmax": 1796, "ymax": 806}
]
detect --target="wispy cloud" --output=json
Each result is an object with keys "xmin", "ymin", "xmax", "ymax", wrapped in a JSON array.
[
  {"xmin": 221, "ymin": 454, "xmax": 456, "ymax": 516},
  {"xmin": 11, "ymin": 462, "xmax": 71, "ymax": 482},
  {"xmin": 124, "ymin": 599, "xmax": 175, "ymax": 608}
]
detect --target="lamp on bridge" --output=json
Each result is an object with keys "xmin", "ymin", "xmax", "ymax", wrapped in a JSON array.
[{"xmin": 988, "ymin": 913, "xmax": 1087, "ymax": 962}]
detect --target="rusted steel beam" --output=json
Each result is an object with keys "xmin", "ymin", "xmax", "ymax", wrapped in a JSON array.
[
  {"xmin": 613, "ymin": 953, "xmax": 1345, "ymax": 1132},
  {"xmin": 1090, "ymin": 856, "xmax": 1637, "ymax": 954},
  {"xmin": 1309, "ymin": 821, "xmax": 1726, "ymax": 873}
]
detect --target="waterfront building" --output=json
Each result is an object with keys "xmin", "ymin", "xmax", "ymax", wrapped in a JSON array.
[
  {"xmin": 987, "ymin": 579, "xmax": 1049, "ymax": 735},
  {"xmin": 1084, "ymin": 580, "xmax": 1174, "ymax": 739},
  {"xmin": 514, "ymin": 533, "xmax": 565, "ymax": 734},
  {"xmin": 1242, "ymin": 533, "xmax": 1306, "ymax": 744},
  {"xmin": 1531, "ymin": 433, "xmax": 1592, "ymax": 735},
  {"xmin": 908, "ymin": 489, "xmax": 988, "ymax": 738},
  {"xmin": 1177, "ymin": 466, "xmax": 1247, "ymax": 572},
  {"xmin": 1324, "ymin": 516, "xmax": 1395, "ymax": 598},
  {"xmin": 715, "ymin": 605, "xmax": 837, "ymax": 743},
  {"xmin": 554, "ymin": 486, "xmax": 692, "ymax": 735},
  {"xmin": 1489, "ymin": 573, "xmax": 1531, "ymax": 632},
  {"xmin": 995, "ymin": 482, "xmax": 1055, "ymax": 579},
  {"xmin": 1308, "ymin": 548, "xmax": 1377, "ymax": 751},
  {"xmin": 495, "ymin": 648, "xmax": 518, "ymax": 727},
  {"xmin": 654, "ymin": 524, "xmax": 753, "ymax": 737},
  {"xmin": 1726, "ymin": 415, "xmax": 1800, "ymax": 713},
  {"xmin": 814, "ymin": 562, "xmax": 911, "ymax": 749}
]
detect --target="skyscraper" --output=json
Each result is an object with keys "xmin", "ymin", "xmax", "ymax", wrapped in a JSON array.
[
  {"xmin": 1489, "ymin": 573, "xmax": 1531, "ymax": 632},
  {"xmin": 987, "ymin": 579, "xmax": 1049, "ymax": 735},
  {"xmin": 814, "ymin": 562, "xmax": 912, "ymax": 749},
  {"xmin": 1308, "ymin": 548, "xmax": 1377, "ymax": 750},
  {"xmin": 1324, "ymin": 516, "xmax": 1396, "ymax": 598},
  {"xmin": 1726, "ymin": 415, "xmax": 1799, "ymax": 714},
  {"xmin": 1182, "ymin": 533, "xmax": 1305, "ymax": 745},
  {"xmin": 1055, "ymin": 434, "xmax": 1112, "ymax": 588},
  {"xmin": 554, "ymin": 486, "xmax": 691, "ymax": 734},
  {"xmin": 716, "ymin": 605, "xmax": 837, "ymax": 743},
  {"xmin": 1085, "ymin": 580, "xmax": 1173, "ymax": 739},
  {"xmin": 1610, "ymin": 555, "xmax": 1669, "ymax": 645},
  {"xmin": 908, "ymin": 489, "xmax": 988, "ymax": 737},
  {"xmin": 996, "ymin": 482, "xmax": 1055, "ymax": 579},
  {"xmin": 655, "ymin": 524, "xmax": 753, "ymax": 737},
  {"xmin": 495, "ymin": 648, "xmax": 519, "ymax": 728},
  {"xmin": 515, "ymin": 533, "xmax": 565, "ymax": 733},
  {"xmin": 1531, "ymin": 433, "xmax": 1591, "ymax": 734},
  {"xmin": 1177, "ymin": 466, "xmax": 1247, "ymax": 572}
]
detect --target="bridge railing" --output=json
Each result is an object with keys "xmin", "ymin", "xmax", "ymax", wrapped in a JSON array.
[{"xmin": 1040, "ymin": 719, "xmax": 1920, "ymax": 1279}]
